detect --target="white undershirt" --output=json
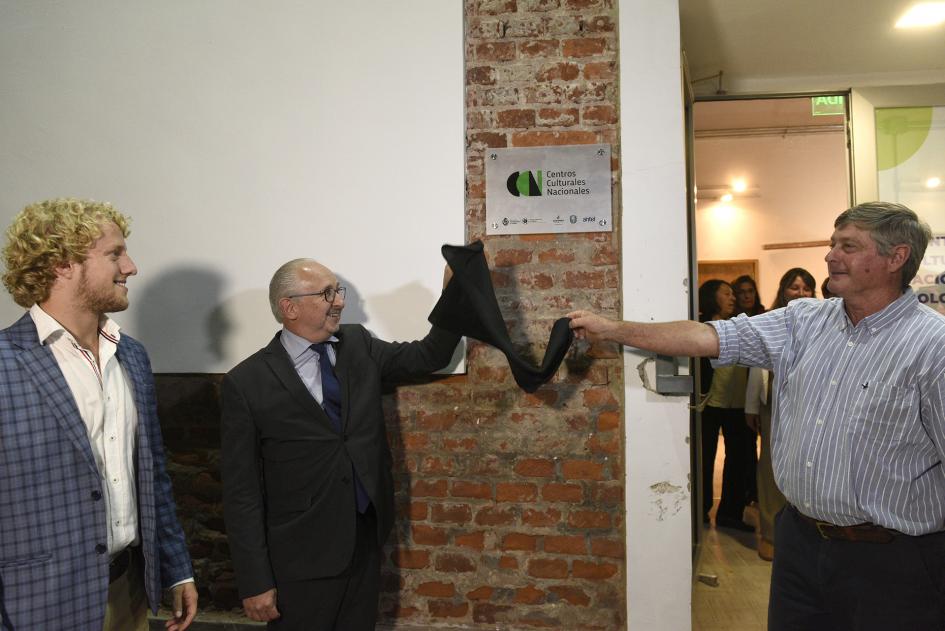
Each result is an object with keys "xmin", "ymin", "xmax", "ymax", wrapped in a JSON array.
[{"xmin": 30, "ymin": 304, "xmax": 139, "ymax": 558}]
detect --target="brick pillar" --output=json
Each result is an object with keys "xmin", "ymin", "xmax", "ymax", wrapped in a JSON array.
[{"xmin": 378, "ymin": 1, "xmax": 625, "ymax": 629}]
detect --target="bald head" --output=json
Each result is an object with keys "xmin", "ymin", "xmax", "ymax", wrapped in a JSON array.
[{"xmin": 268, "ymin": 258, "xmax": 333, "ymax": 323}]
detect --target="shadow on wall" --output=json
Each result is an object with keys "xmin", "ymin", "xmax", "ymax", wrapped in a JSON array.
[{"xmin": 133, "ymin": 266, "xmax": 230, "ymax": 372}]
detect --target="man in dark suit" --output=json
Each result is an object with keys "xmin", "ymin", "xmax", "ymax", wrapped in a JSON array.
[
  {"xmin": 221, "ymin": 258, "xmax": 459, "ymax": 630},
  {"xmin": 0, "ymin": 198, "xmax": 197, "ymax": 630}
]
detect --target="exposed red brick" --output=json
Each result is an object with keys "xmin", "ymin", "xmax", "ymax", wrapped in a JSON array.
[
  {"xmin": 442, "ymin": 437, "xmax": 479, "ymax": 452},
  {"xmin": 587, "ymin": 432, "xmax": 619, "ymax": 454},
  {"xmin": 522, "ymin": 507, "xmax": 561, "ymax": 527},
  {"xmin": 473, "ymin": 603, "xmax": 513, "ymax": 624},
  {"xmin": 562, "ymin": 38, "xmax": 607, "ymax": 58},
  {"xmin": 582, "ymin": 387, "xmax": 618, "ymax": 407},
  {"xmin": 563, "ymin": 270, "xmax": 606, "ymax": 289},
  {"xmin": 469, "ymin": 131, "xmax": 508, "ymax": 149},
  {"xmin": 598, "ymin": 410, "xmax": 620, "ymax": 431},
  {"xmin": 412, "ymin": 479, "xmax": 449, "ymax": 497},
  {"xmin": 497, "ymin": 109, "xmax": 537, "ymax": 128},
  {"xmin": 476, "ymin": 41, "xmax": 517, "ymax": 61},
  {"xmin": 456, "ymin": 531, "xmax": 486, "ymax": 550},
  {"xmin": 536, "ymin": 61, "xmax": 580, "ymax": 81},
  {"xmin": 429, "ymin": 600, "xmax": 469, "ymax": 618},
  {"xmin": 402, "ymin": 432, "xmax": 430, "ymax": 451},
  {"xmin": 541, "ymin": 483, "xmax": 584, "ymax": 502},
  {"xmin": 499, "ymin": 555, "xmax": 519, "ymax": 569},
  {"xmin": 417, "ymin": 410, "xmax": 458, "ymax": 431},
  {"xmin": 412, "ymin": 524, "xmax": 448, "ymax": 545},
  {"xmin": 583, "ymin": 104, "xmax": 617, "ymax": 125},
  {"xmin": 591, "ymin": 538, "xmax": 624, "ymax": 558},
  {"xmin": 431, "ymin": 503, "xmax": 473, "ymax": 524},
  {"xmin": 515, "ymin": 585, "xmax": 546, "ymax": 604},
  {"xmin": 496, "ymin": 483, "xmax": 538, "ymax": 502},
  {"xmin": 514, "ymin": 458, "xmax": 555, "ymax": 478},
  {"xmin": 527, "ymin": 558, "xmax": 569, "ymax": 578},
  {"xmin": 494, "ymin": 248, "xmax": 534, "ymax": 267},
  {"xmin": 544, "ymin": 534, "xmax": 586, "ymax": 555},
  {"xmin": 572, "ymin": 559, "xmax": 618, "ymax": 580},
  {"xmin": 536, "ymin": 107, "xmax": 579, "ymax": 127},
  {"xmin": 467, "ymin": 585, "xmax": 495, "ymax": 600},
  {"xmin": 568, "ymin": 510, "xmax": 611, "ymax": 529},
  {"xmin": 467, "ymin": 66, "xmax": 497, "ymax": 85},
  {"xmin": 476, "ymin": 0, "xmax": 518, "ymax": 15},
  {"xmin": 583, "ymin": 61, "xmax": 615, "ymax": 80},
  {"xmin": 386, "ymin": 605, "xmax": 419, "ymax": 619},
  {"xmin": 522, "ymin": 389, "xmax": 558, "ymax": 406},
  {"xmin": 419, "ymin": 455, "xmax": 455, "ymax": 476},
  {"xmin": 435, "ymin": 553, "xmax": 477, "ymax": 573},
  {"xmin": 520, "ymin": 39, "xmax": 560, "ymax": 57},
  {"xmin": 537, "ymin": 248, "xmax": 576, "ymax": 263},
  {"xmin": 475, "ymin": 506, "xmax": 517, "ymax": 526},
  {"xmin": 416, "ymin": 581, "xmax": 456, "ymax": 598},
  {"xmin": 593, "ymin": 483, "xmax": 623, "ymax": 503},
  {"xmin": 501, "ymin": 532, "xmax": 539, "ymax": 551},
  {"xmin": 409, "ymin": 501, "xmax": 428, "ymax": 520},
  {"xmin": 562, "ymin": 459, "xmax": 605, "ymax": 480},
  {"xmin": 452, "ymin": 480, "xmax": 492, "ymax": 500},
  {"xmin": 391, "ymin": 549, "xmax": 430, "ymax": 569},
  {"xmin": 584, "ymin": 15, "xmax": 615, "ymax": 32},
  {"xmin": 511, "ymin": 130, "xmax": 597, "ymax": 147},
  {"xmin": 549, "ymin": 585, "xmax": 591, "ymax": 606}
]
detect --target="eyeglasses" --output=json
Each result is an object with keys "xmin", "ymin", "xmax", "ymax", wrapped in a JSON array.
[{"xmin": 287, "ymin": 286, "xmax": 347, "ymax": 303}]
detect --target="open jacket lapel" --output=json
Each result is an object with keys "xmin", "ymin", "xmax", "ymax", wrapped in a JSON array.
[
  {"xmin": 262, "ymin": 333, "xmax": 336, "ymax": 430},
  {"xmin": 8, "ymin": 314, "xmax": 98, "ymax": 473}
]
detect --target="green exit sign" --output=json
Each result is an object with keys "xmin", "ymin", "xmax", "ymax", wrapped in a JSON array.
[{"xmin": 811, "ymin": 95, "xmax": 846, "ymax": 117}]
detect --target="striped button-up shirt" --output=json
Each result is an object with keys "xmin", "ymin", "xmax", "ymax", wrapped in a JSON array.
[{"xmin": 709, "ymin": 290, "xmax": 945, "ymax": 535}]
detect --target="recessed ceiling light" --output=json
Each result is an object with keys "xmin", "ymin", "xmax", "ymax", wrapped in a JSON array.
[
  {"xmin": 720, "ymin": 192, "xmax": 734, "ymax": 203},
  {"xmin": 895, "ymin": 2, "xmax": 945, "ymax": 28},
  {"xmin": 927, "ymin": 176, "xmax": 942, "ymax": 188},
  {"xmin": 731, "ymin": 178, "xmax": 747, "ymax": 193}
]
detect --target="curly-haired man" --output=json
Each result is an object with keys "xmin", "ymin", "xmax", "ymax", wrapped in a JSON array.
[{"xmin": 0, "ymin": 199, "xmax": 197, "ymax": 631}]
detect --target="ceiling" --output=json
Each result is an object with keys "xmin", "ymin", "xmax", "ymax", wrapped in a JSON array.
[{"xmin": 679, "ymin": 0, "xmax": 945, "ymax": 96}]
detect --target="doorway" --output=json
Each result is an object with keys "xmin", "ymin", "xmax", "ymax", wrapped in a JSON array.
[{"xmin": 689, "ymin": 94, "xmax": 852, "ymax": 631}]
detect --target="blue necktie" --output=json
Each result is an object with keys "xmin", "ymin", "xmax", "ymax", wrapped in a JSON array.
[{"xmin": 312, "ymin": 342, "xmax": 370, "ymax": 513}]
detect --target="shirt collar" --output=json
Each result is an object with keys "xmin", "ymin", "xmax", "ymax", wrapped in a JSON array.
[
  {"xmin": 29, "ymin": 304, "xmax": 121, "ymax": 347},
  {"xmin": 280, "ymin": 327, "xmax": 339, "ymax": 361},
  {"xmin": 839, "ymin": 288, "xmax": 916, "ymax": 334}
]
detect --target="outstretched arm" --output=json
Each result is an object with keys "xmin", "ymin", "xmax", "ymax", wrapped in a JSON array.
[{"xmin": 567, "ymin": 310, "xmax": 721, "ymax": 358}]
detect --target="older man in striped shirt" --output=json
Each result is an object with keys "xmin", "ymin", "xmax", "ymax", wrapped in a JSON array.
[{"xmin": 569, "ymin": 201, "xmax": 945, "ymax": 630}]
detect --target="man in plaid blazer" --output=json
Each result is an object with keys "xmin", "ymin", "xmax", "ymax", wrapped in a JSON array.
[{"xmin": 0, "ymin": 199, "xmax": 197, "ymax": 630}]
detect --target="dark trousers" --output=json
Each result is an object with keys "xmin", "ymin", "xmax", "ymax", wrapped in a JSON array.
[
  {"xmin": 769, "ymin": 505, "xmax": 945, "ymax": 630},
  {"xmin": 701, "ymin": 405, "xmax": 756, "ymax": 520},
  {"xmin": 270, "ymin": 506, "xmax": 381, "ymax": 631}
]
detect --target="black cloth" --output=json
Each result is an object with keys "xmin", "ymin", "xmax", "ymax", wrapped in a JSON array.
[
  {"xmin": 221, "ymin": 324, "xmax": 460, "ymax": 603},
  {"xmin": 769, "ymin": 505, "xmax": 945, "ymax": 630},
  {"xmin": 429, "ymin": 240, "xmax": 573, "ymax": 392},
  {"xmin": 312, "ymin": 342, "xmax": 370, "ymax": 513}
]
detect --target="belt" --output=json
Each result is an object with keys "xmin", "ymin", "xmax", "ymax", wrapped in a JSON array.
[
  {"xmin": 791, "ymin": 506, "xmax": 898, "ymax": 543},
  {"xmin": 109, "ymin": 548, "xmax": 132, "ymax": 583}
]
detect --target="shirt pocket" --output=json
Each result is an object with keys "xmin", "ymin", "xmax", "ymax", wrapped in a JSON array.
[{"xmin": 849, "ymin": 380, "xmax": 919, "ymax": 447}]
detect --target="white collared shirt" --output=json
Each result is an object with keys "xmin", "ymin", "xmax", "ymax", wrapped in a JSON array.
[{"xmin": 30, "ymin": 304, "xmax": 139, "ymax": 557}]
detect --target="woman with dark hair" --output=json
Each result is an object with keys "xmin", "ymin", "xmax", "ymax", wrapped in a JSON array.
[
  {"xmin": 732, "ymin": 274, "xmax": 765, "ymax": 316},
  {"xmin": 698, "ymin": 280, "xmax": 754, "ymax": 531},
  {"xmin": 745, "ymin": 267, "xmax": 816, "ymax": 559}
]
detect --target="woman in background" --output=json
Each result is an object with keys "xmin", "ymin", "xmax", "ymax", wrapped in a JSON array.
[
  {"xmin": 699, "ymin": 280, "xmax": 754, "ymax": 531},
  {"xmin": 745, "ymin": 267, "xmax": 816, "ymax": 559},
  {"xmin": 732, "ymin": 274, "xmax": 766, "ymax": 316}
]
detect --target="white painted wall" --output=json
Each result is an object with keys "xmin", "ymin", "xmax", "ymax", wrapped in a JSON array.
[
  {"xmin": 694, "ymin": 131, "xmax": 850, "ymax": 301},
  {"xmin": 620, "ymin": 3, "xmax": 692, "ymax": 629}
]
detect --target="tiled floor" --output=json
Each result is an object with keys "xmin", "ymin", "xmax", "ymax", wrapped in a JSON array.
[{"xmin": 693, "ymin": 437, "xmax": 772, "ymax": 631}]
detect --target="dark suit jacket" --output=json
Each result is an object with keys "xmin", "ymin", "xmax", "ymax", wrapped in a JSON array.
[
  {"xmin": 0, "ymin": 314, "xmax": 193, "ymax": 630},
  {"xmin": 221, "ymin": 323, "xmax": 459, "ymax": 598}
]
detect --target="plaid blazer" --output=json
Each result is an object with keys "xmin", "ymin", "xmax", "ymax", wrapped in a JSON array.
[{"xmin": 0, "ymin": 314, "xmax": 192, "ymax": 630}]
